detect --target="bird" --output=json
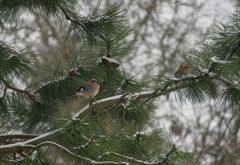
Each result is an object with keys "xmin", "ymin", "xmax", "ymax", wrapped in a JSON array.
[
  {"xmin": 174, "ymin": 63, "xmax": 190, "ymax": 78},
  {"xmin": 100, "ymin": 56, "xmax": 120, "ymax": 68},
  {"xmin": 67, "ymin": 69, "xmax": 78, "ymax": 79},
  {"xmin": 76, "ymin": 79, "xmax": 100, "ymax": 98}
]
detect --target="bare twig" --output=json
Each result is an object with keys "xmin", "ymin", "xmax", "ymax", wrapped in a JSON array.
[
  {"xmin": 37, "ymin": 141, "xmax": 128, "ymax": 165},
  {"xmin": 73, "ymin": 137, "xmax": 94, "ymax": 150},
  {"xmin": 107, "ymin": 145, "xmax": 176, "ymax": 165},
  {"xmin": 158, "ymin": 144, "xmax": 176, "ymax": 164},
  {"xmin": 4, "ymin": 82, "xmax": 35, "ymax": 100}
]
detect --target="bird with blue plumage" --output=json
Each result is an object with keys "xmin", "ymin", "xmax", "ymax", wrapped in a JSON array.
[{"xmin": 76, "ymin": 79, "xmax": 100, "ymax": 98}]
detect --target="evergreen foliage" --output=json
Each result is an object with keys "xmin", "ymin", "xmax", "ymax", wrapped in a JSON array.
[{"xmin": 0, "ymin": 0, "xmax": 239, "ymax": 165}]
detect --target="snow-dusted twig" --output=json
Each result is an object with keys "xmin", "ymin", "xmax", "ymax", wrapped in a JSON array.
[
  {"xmin": 0, "ymin": 134, "xmax": 38, "ymax": 141},
  {"xmin": 72, "ymin": 91, "xmax": 154, "ymax": 120},
  {"xmin": 0, "ymin": 128, "xmax": 62, "ymax": 154},
  {"xmin": 104, "ymin": 145, "xmax": 176, "ymax": 165},
  {"xmin": 72, "ymin": 73, "xmax": 218, "ymax": 121},
  {"xmin": 210, "ymin": 56, "xmax": 228, "ymax": 64},
  {"xmin": 73, "ymin": 137, "xmax": 93, "ymax": 150},
  {"xmin": 36, "ymin": 141, "xmax": 128, "ymax": 165}
]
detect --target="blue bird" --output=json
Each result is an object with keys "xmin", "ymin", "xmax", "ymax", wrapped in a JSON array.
[{"xmin": 76, "ymin": 79, "xmax": 100, "ymax": 98}]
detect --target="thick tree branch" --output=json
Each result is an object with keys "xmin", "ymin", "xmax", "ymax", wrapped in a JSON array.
[
  {"xmin": 0, "ymin": 134, "xmax": 38, "ymax": 141},
  {"xmin": 0, "ymin": 133, "xmax": 175, "ymax": 165},
  {"xmin": 35, "ymin": 142, "xmax": 176, "ymax": 165},
  {"xmin": 0, "ymin": 128, "xmax": 62, "ymax": 154},
  {"xmin": 72, "ymin": 73, "xmax": 217, "ymax": 120}
]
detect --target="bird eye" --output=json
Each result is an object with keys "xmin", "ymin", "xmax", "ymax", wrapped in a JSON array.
[{"xmin": 79, "ymin": 87, "xmax": 86, "ymax": 91}]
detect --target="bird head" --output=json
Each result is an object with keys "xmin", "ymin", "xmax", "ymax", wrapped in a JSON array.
[{"xmin": 76, "ymin": 79, "xmax": 100, "ymax": 98}]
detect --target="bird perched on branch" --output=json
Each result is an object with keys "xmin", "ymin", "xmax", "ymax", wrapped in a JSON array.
[
  {"xmin": 76, "ymin": 79, "xmax": 100, "ymax": 98},
  {"xmin": 174, "ymin": 63, "xmax": 190, "ymax": 78},
  {"xmin": 67, "ymin": 69, "xmax": 78, "ymax": 79},
  {"xmin": 100, "ymin": 56, "xmax": 120, "ymax": 68}
]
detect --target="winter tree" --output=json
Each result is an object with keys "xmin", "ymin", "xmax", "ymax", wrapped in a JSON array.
[{"xmin": 0, "ymin": 0, "xmax": 239, "ymax": 165}]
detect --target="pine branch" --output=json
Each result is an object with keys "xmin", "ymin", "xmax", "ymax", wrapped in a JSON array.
[
  {"xmin": 36, "ymin": 141, "xmax": 128, "ymax": 165},
  {"xmin": 208, "ymin": 12, "xmax": 240, "ymax": 60},
  {"xmin": 0, "ymin": 0, "xmax": 77, "ymax": 19},
  {"xmin": 0, "ymin": 135, "xmax": 128, "ymax": 164},
  {"xmin": 72, "ymin": 73, "xmax": 217, "ymax": 120},
  {"xmin": 0, "ymin": 128, "xmax": 62, "ymax": 154},
  {"xmin": 0, "ymin": 131, "xmax": 176, "ymax": 164},
  {"xmin": 98, "ymin": 145, "xmax": 176, "ymax": 165},
  {"xmin": 73, "ymin": 137, "xmax": 94, "ymax": 150},
  {"xmin": 68, "ymin": 3, "xmax": 126, "ymax": 45},
  {"xmin": 0, "ymin": 134, "xmax": 38, "ymax": 141},
  {"xmin": 111, "ymin": 152, "xmax": 155, "ymax": 164},
  {"xmin": 0, "ymin": 1, "xmax": 126, "ymax": 46},
  {"xmin": 59, "ymin": 5, "xmax": 76, "ymax": 23},
  {"xmin": 110, "ymin": 150, "xmax": 174, "ymax": 165},
  {"xmin": 158, "ymin": 144, "xmax": 176, "ymax": 164},
  {"xmin": 0, "ymin": 40, "xmax": 32, "ymax": 79},
  {"xmin": 0, "ymin": 11, "xmax": 4, "ymax": 30},
  {"xmin": 216, "ymin": 77, "xmax": 234, "ymax": 87},
  {"xmin": 33, "ymin": 69, "xmax": 78, "ymax": 94},
  {"xmin": 4, "ymin": 81, "xmax": 35, "ymax": 100}
]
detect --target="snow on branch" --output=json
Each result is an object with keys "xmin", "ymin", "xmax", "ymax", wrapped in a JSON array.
[
  {"xmin": 210, "ymin": 56, "xmax": 228, "ymax": 64},
  {"xmin": 0, "ymin": 128, "xmax": 62, "ymax": 154},
  {"xmin": 72, "ymin": 73, "xmax": 217, "ymax": 120},
  {"xmin": 0, "ymin": 70, "xmax": 228, "ymax": 162}
]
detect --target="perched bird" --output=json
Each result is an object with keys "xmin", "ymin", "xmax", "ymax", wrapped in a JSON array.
[
  {"xmin": 174, "ymin": 63, "xmax": 190, "ymax": 78},
  {"xmin": 67, "ymin": 69, "xmax": 77, "ymax": 79},
  {"xmin": 100, "ymin": 56, "xmax": 120, "ymax": 68},
  {"xmin": 76, "ymin": 79, "xmax": 100, "ymax": 98}
]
